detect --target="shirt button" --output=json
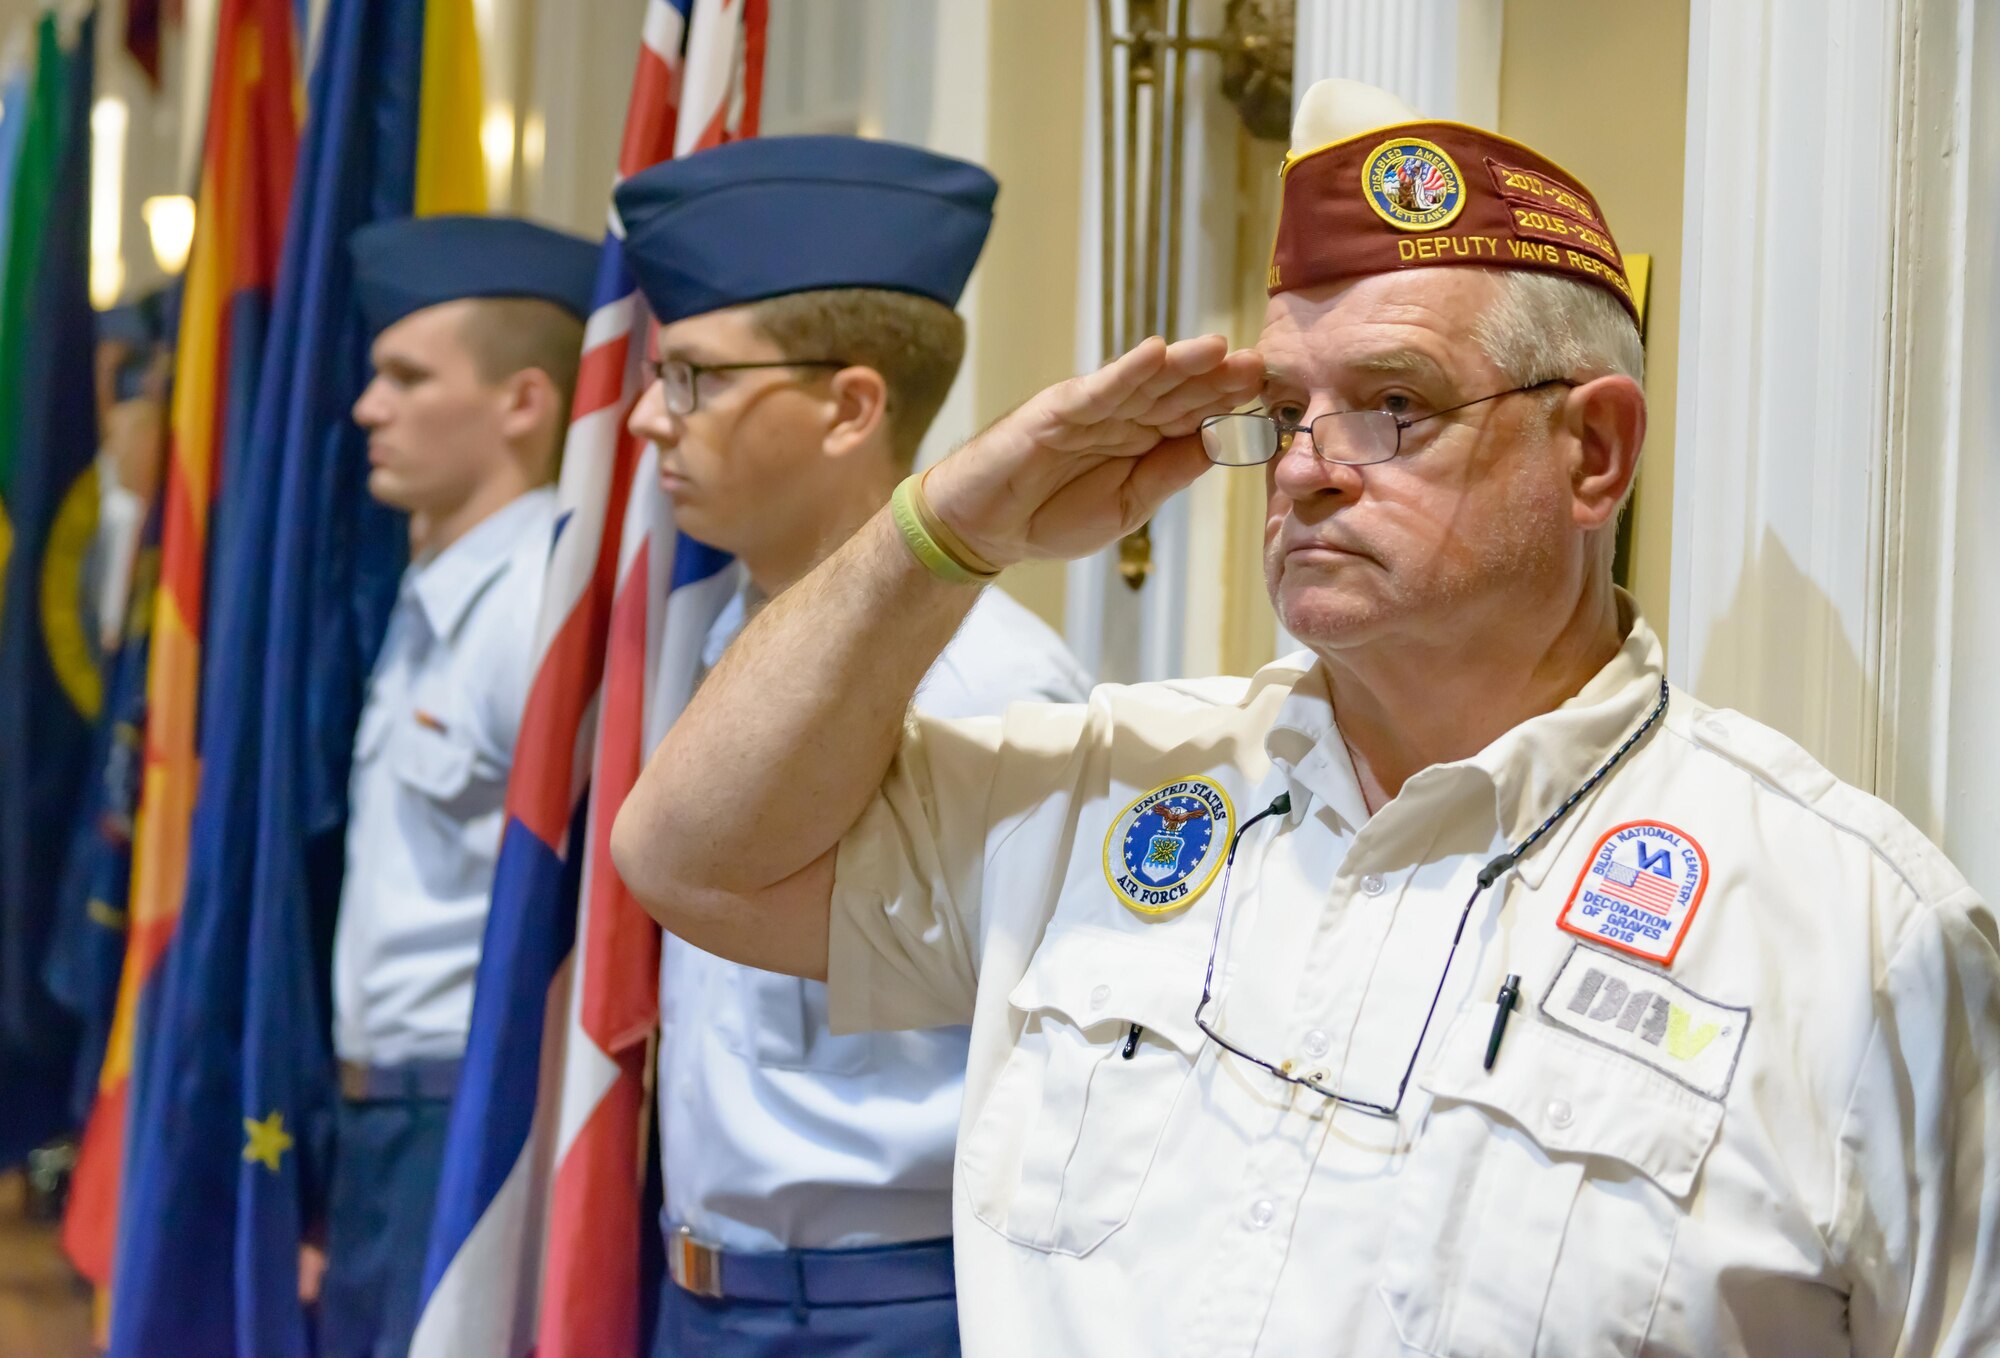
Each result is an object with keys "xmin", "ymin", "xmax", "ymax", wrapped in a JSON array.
[
  {"xmin": 1089, "ymin": 984, "xmax": 1111, "ymax": 1010},
  {"xmin": 1302, "ymin": 1029, "xmax": 1330, "ymax": 1058},
  {"xmin": 1360, "ymin": 873, "xmax": 1387, "ymax": 897},
  {"xmin": 1248, "ymin": 1199, "xmax": 1276, "ymax": 1230},
  {"xmin": 1547, "ymin": 1098, "xmax": 1574, "ymax": 1129}
]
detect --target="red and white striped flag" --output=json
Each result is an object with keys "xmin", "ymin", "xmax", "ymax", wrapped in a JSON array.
[{"xmin": 411, "ymin": 4, "xmax": 765, "ymax": 1355}]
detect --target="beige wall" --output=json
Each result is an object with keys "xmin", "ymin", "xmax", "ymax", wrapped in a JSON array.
[
  {"xmin": 1004, "ymin": 2, "xmax": 1697, "ymax": 667},
  {"xmin": 1498, "ymin": 0, "xmax": 1690, "ymax": 640},
  {"xmin": 973, "ymin": 0, "xmax": 1088, "ymax": 630}
]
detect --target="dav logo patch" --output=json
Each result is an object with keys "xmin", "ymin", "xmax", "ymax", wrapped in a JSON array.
[
  {"xmin": 1558, "ymin": 820, "xmax": 1709, "ymax": 966},
  {"xmin": 1540, "ymin": 945, "xmax": 1750, "ymax": 1101},
  {"xmin": 1103, "ymin": 778, "xmax": 1233, "ymax": 917}
]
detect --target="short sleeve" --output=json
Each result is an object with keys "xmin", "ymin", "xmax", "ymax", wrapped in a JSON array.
[
  {"xmin": 1834, "ymin": 889, "xmax": 2000, "ymax": 1356},
  {"xmin": 827, "ymin": 698, "xmax": 1094, "ymax": 1035}
]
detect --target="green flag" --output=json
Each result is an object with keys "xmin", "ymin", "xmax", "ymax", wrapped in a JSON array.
[{"xmin": 0, "ymin": 15, "xmax": 64, "ymax": 508}]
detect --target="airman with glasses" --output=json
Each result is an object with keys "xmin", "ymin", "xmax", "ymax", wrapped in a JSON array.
[{"xmin": 612, "ymin": 134, "xmax": 1089, "ymax": 1358}]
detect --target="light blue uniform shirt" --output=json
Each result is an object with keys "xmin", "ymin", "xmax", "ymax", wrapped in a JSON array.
[
  {"xmin": 659, "ymin": 572, "xmax": 1091, "ymax": 1251},
  {"xmin": 333, "ymin": 488, "xmax": 556, "ymax": 1067}
]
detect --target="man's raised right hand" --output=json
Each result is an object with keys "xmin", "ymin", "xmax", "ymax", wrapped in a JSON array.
[{"xmin": 922, "ymin": 334, "xmax": 1263, "ymax": 570}]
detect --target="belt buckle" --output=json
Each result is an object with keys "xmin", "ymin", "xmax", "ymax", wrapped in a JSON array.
[{"xmin": 669, "ymin": 1226, "xmax": 725, "ymax": 1299}]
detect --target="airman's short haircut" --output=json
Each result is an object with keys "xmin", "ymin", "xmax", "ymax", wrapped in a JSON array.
[
  {"xmin": 745, "ymin": 287, "xmax": 968, "ymax": 466},
  {"xmin": 455, "ymin": 296, "xmax": 587, "ymax": 434}
]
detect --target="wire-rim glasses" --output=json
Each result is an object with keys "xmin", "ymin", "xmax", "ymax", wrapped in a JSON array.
[
  {"xmin": 1190, "ymin": 676, "xmax": 1671, "ymax": 1120},
  {"xmin": 1197, "ymin": 378, "xmax": 1575, "ymax": 468},
  {"xmin": 646, "ymin": 356, "xmax": 849, "ymax": 415}
]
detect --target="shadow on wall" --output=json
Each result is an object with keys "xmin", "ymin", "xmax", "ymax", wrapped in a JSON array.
[{"xmin": 1690, "ymin": 525, "xmax": 1887, "ymax": 818}]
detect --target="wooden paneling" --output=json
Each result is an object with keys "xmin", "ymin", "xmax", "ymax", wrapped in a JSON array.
[{"xmin": 0, "ymin": 1171, "xmax": 92, "ymax": 1358}]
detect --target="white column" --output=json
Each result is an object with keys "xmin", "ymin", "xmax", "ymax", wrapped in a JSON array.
[
  {"xmin": 1670, "ymin": 0, "xmax": 1996, "ymax": 899},
  {"xmin": 1293, "ymin": 0, "xmax": 1503, "ymax": 125},
  {"xmin": 1668, "ymin": 0, "xmax": 1900, "ymax": 788}
]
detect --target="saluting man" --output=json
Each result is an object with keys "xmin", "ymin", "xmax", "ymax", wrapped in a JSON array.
[
  {"xmin": 610, "ymin": 82, "xmax": 2000, "ymax": 1356},
  {"xmin": 317, "ymin": 216, "xmax": 597, "ymax": 1358},
  {"xmin": 611, "ymin": 135, "xmax": 1089, "ymax": 1355}
]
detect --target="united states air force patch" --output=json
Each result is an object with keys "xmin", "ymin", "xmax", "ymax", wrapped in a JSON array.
[
  {"xmin": 1103, "ymin": 778, "xmax": 1234, "ymax": 918},
  {"xmin": 1361, "ymin": 137, "xmax": 1467, "ymax": 232},
  {"xmin": 1558, "ymin": 820, "xmax": 1710, "ymax": 966}
]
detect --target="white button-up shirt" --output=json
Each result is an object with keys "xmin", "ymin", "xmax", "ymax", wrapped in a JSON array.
[
  {"xmin": 827, "ymin": 596, "xmax": 2000, "ymax": 1356},
  {"xmin": 659, "ymin": 574, "xmax": 1091, "ymax": 1252},
  {"xmin": 334, "ymin": 488, "xmax": 556, "ymax": 1067}
]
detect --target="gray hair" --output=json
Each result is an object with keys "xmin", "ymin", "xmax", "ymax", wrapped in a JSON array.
[
  {"xmin": 1473, "ymin": 272, "xmax": 1647, "ymax": 554},
  {"xmin": 1472, "ymin": 272, "xmax": 1645, "ymax": 388}
]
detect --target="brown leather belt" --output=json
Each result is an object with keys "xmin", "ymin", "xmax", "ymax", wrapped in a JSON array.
[{"xmin": 336, "ymin": 1057, "xmax": 463, "ymax": 1102}]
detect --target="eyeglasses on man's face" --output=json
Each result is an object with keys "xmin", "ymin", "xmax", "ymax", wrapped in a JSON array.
[
  {"xmin": 1197, "ymin": 378, "xmax": 1575, "ymax": 468},
  {"xmin": 644, "ymin": 355, "xmax": 849, "ymax": 416}
]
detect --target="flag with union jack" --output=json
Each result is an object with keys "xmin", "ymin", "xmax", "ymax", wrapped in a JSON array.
[{"xmin": 410, "ymin": 3, "xmax": 765, "ymax": 1354}]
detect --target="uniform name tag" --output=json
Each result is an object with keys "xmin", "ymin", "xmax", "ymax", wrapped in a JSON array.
[
  {"xmin": 1539, "ymin": 944, "xmax": 1749, "ymax": 1101},
  {"xmin": 1558, "ymin": 819, "xmax": 1709, "ymax": 965}
]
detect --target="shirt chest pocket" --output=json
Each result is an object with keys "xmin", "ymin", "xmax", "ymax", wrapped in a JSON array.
[
  {"xmin": 391, "ymin": 719, "xmax": 508, "ymax": 899},
  {"xmin": 722, "ymin": 969, "xmax": 876, "ymax": 1076},
  {"xmin": 958, "ymin": 928, "xmax": 1204, "ymax": 1258},
  {"xmin": 1379, "ymin": 1011, "xmax": 1723, "ymax": 1358}
]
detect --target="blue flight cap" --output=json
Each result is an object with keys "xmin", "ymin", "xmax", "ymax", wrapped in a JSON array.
[
  {"xmin": 98, "ymin": 300, "xmax": 155, "ymax": 401},
  {"xmin": 97, "ymin": 298, "xmax": 156, "ymax": 349},
  {"xmin": 613, "ymin": 135, "xmax": 997, "ymax": 323},
  {"xmin": 157, "ymin": 279, "xmax": 181, "ymax": 348},
  {"xmin": 97, "ymin": 282, "xmax": 182, "ymax": 399},
  {"xmin": 349, "ymin": 215, "xmax": 601, "ymax": 340}
]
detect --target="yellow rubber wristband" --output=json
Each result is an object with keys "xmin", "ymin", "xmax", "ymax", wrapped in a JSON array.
[
  {"xmin": 891, "ymin": 476, "xmax": 997, "ymax": 585},
  {"xmin": 911, "ymin": 466, "xmax": 1004, "ymax": 577}
]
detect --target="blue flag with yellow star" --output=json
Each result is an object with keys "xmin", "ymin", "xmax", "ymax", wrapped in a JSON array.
[
  {"xmin": 232, "ymin": 0, "xmax": 439, "ymax": 1346},
  {"xmin": 106, "ymin": 0, "xmax": 303, "ymax": 1343},
  {"xmin": 107, "ymin": 0, "xmax": 447, "ymax": 1349}
]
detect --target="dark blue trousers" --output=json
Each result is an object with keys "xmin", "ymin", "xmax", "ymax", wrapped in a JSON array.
[
  {"xmin": 317, "ymin": 1096, "xmax": 451, "ymax": 1358},
  {"xmin": 652, "ymin": 1243, "xmax": 961, "ymax": 1358}
]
